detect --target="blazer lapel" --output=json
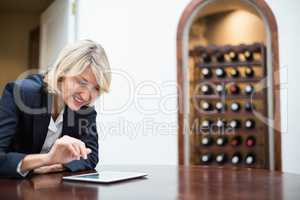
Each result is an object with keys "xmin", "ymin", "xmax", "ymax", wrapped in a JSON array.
[
  {"xmin": 32, "ymin": 87, "xmax": 52, "ymax": 153},
  {"xmin": 62, "ymin": 105, "xmax": 77, "ymax": 137}
]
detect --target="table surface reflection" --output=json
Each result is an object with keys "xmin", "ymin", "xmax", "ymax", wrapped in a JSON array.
[{"xmin": 1, "ymin": 165, "xmax": 300, "ymax": 200}]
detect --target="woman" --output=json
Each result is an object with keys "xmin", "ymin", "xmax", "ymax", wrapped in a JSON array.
[{"xmin": 0, "ymin": 40, "xmax": 111, "ymax": 178}]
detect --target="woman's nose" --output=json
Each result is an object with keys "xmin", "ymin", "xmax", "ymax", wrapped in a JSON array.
[{"xmin": 80, "ymin": 90, "xmax": 90, "ymax": 102}]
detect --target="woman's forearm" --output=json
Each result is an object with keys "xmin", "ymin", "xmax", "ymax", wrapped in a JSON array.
[
  {"xmin": 20, "ymin": 135, "xmax": 91, "ymax": 174},
  {"xmin": 33, "ymin": 164, "xmax": 65, "ymax": 174},
  {"xmin": 20, "ymin": 153, "xmax": 51, "ymax": 173}
]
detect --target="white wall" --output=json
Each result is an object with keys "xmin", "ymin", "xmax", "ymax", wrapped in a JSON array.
[
  {"xmin": 78, "ymin": 0, "xmax": 300, "ymax": 174},
  {"xmin": 266, "ymin": 0, "xmax": 300, "ymax": 174},
  {"xmin": 40, "ymin": 0, "xmax": 76, "ymax": 70},
  {"xmin": 78, "ymin": 0, "xmax": 191, "ymax": 166}
]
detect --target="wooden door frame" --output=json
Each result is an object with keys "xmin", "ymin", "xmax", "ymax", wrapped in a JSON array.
[
  {"xmin": 28, "ymin": 26, "xmax": 40, "ymax": 69},
  {"xmin": 177, "ymin": 0, "xmax": 281, "ymax": 171}
]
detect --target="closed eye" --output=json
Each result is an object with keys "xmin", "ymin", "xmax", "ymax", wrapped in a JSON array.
[{"xmin": 79, "ymin": 79, "xmax": 88, "ymax": 86}]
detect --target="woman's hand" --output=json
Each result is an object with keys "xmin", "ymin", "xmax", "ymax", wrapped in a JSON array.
[
  {"xmin": 20, "ymin": 135, "xmax": 91, "ymax": 175},
  {"xmin": 46, "ymin": 135, "xmax": 92, "ymax": 165},
  {"xmin": 33, "ymin": 164, "xmax": 65, "ymax": 174}
]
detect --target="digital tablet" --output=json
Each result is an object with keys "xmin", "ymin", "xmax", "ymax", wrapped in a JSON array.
[{"xmin": 63, "ymin": 171, "xmax": 148, "ymax": 183}]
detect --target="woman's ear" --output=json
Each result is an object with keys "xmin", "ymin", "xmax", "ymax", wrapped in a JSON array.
[
  {"xmin": 56, "ymin": 76, "xmax": 65, "ymax": 94},
  {"xmin": 43, "ymin": 75, "xmax": 48, "ymax": 82}
]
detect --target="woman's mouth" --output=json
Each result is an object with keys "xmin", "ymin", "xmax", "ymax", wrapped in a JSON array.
[{"xmin": 73, "ymin": 95, "xmax": 85, "ymax": 107}]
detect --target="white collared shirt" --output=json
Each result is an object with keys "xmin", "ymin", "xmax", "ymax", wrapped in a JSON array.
[
  {"xmin": 40, "ymin": 108, "xmax": 64, "ymax": 153},
  {"xmin": 17, "ymin": 109, "xmax": 64, "ymax": 177}
]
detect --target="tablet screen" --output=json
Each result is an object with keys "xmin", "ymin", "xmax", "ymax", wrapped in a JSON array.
[
  {"xmin": 79, "ymin": 174, "xmax": 100, "ymax": 179},
  {"xmin": 63, "ymin": 171, "xmax": 147, "ymax": 183}
]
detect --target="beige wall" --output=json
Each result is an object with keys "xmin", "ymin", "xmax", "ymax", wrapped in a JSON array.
[
  {"xmin": 205, "ymin": 10, "xmax": 266, "ymax": 45},
  {"xmin": 0, "ymin": 13, "xmax": 39, "ymax": 93}
]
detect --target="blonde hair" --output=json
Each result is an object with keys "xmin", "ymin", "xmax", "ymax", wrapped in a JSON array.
[{"xmin": 45, "ymin": 39, "xmax": 111, "ymax": 95}]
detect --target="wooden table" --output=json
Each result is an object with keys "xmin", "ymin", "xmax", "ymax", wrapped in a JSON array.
[{"xmin": 0, "ymin": 165, "xmax": 300, "ymax": 199}]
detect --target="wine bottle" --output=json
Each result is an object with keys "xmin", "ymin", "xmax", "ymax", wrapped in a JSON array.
[
  {"xmin": 229, "ymin": 83, "xmax": 240, "ymax": 94},
  {"xmin": 216, "ymin": 50, "xmax": 225, "ymax": 63},
  {"xmin": 245, "ymin": 153, "xmax": 256, "ymax": 165},
  {"xmin": 245, "ymin": 136, "xmax": 256, "ymax": 147},
  {"xmin": 215, "ymin": 153, "xmax": 227, "ymax": 164},
  {"xmin": 215, "ymin": 67, "xmax": 226, "ymax": 78},
  {"xmin": 244, "ymin": 102, "xmax": 255, "ymax": 111},
  {"xmin": 243, "ymin": 50, "xmax": 253, "ymax": 61},
  {"xmin": 201, "ymin": 120, "xmax": 211, "ymax": 129},
  {"xmin": 216, "ymin": 119, "xmax": 226, "ymax": 128},
  {"xmin": 230, "ymin": 68, "xmax": 239, "ymax": 77},
  {"xmin": 202, "ymin": 52, "xmax": 211, "ymax": 63},
  {"xmin": 201, "ymin": 153, "xmax": 213, "ymax": 163},
  {"xmin": 231, "ymin": 152, "xmax": 242, "ymax": 165},
  {"xmin": 244, "ymin": 84, "xmax": 254, "ymax": 95},
  {"xmin": 215, "ymin": 101, "xmax": 225, "ymax": 112},
  {"xmin": 253, "ymin": 43, "xmax": 262, "ymax": 61},
  {"xmin": 230, "ymin": 136, "xmax": 242, "ymax": 147},
  {"xmin": 231, "ymin": 102, "xmax": 240, "ymax": 112},
  {"xmin": 245, "ymin": 67, "xmax": 254, "ymax": 77},
  {"xmin": 201, "ymin": 136, "xmax": 213, "ymax": 146},
  {"xmin": 216, "ymin": 136, "xmax": 227, "ymax": 146},
  {"xmin": 201, "ymin": 84, "xmax": 211, "ymax": 95},
  {"xmin": 201, "ymin": 101, "xmax": 211, "ymax": 111},
  {"xmin": 201, "ymin": 67, "xmax": 212, "ymax": 78},
  {"xmin": 216, "ymin": 84, "xmax": 225, "ymax": 94},
  {"xmin": 228, "ymin": 119, "xmax": 240, "ymax": 129},
  {"xmin": 228, "ymin": 51, "xmax": 239, "ymax": 62},
  {"xmin": 245, "ymin": 119, "xmax": 255, "ymax": 129}
]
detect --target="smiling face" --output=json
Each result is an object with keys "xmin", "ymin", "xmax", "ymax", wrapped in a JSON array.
[{"xmin": 60, "ymin": 66, "xmax": 100, "ymax": 111}]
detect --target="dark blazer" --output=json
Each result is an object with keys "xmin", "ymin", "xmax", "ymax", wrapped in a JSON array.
[{"xmin": 0, "ymin": 74, "xmax": 98, "ymax": 178}]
